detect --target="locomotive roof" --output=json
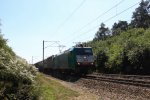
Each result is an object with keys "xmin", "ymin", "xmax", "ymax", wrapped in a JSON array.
[
  {"xmin": 71, "ymin": 47, "xmax": 91, "ymax": 50},
  {"xmin": 55, "ymin": 47, "xmax": 92, "ymax": 56},
  {"xmin": 72, "ymin": 46, "xmax": 92, "ymax": 49}
]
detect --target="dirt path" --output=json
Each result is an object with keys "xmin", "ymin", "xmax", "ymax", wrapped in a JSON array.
[{"xmin": 45, "ymin": 75, "xmax": 99, "ymax": 100}]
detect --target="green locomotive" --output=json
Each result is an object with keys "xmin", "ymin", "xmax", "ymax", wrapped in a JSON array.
[{"xmin": 35, "ymin": 46, "xmax": 95, "ymax": 74}]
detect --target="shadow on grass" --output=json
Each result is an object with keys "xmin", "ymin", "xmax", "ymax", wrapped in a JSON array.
[{"xmin": 41, "ymin": 71, "xmax": 83, "ymax": 82}]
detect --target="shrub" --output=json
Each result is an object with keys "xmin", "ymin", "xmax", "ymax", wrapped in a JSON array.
[
  {"xmin": 0, "ymin": 34, "xmax": 38, "ymax": 99},
  {"xmin": 88, "ymin": 28, "xmax": 150, "ymax": 74}
]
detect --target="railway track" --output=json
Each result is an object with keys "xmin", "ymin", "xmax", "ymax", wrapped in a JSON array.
[{"xmin": 82, "ymin": 73, "xmax": 150, "ymax": 88}]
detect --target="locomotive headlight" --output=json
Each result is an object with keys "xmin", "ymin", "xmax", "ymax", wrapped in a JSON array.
[
  {"xmin": 77, "ymin": 62, "xmax": 80, "ymax": 65},
  {"xmin": 84, "ymin": 56, "xmax": 87, "ymax": 59}
]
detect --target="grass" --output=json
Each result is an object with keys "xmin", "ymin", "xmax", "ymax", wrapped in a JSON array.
[{"xmin": 35, "ymin": 73, "xmax": 79, "ymax": 100}]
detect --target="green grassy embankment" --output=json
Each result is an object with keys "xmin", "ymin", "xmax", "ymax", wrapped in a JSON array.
[{"xmin": 36, "ymin": 73, "xmax": 79, "ymax": 100}]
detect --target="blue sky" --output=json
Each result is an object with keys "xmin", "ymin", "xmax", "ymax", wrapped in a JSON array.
[{"xmin": 0, "ymin": 0, "xmax": 141, "ymax": 63}]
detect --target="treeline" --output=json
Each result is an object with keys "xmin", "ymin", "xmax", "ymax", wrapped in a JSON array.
[
  {"xmin": 0, "ymin": 34, "xmax": 38, "ymax": 99},
  {"xmin": 88, "ymin": 0, "xmax": 150, "ymax": 74}
]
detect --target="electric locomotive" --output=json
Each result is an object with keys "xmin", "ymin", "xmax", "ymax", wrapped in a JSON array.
[
  {"xmin": 35, "ymin": 46, "xmax": 95, "ymax": 74},
  {"xmin": 62, "ymin": 46, "xmax": 95, "ymax": 73}
]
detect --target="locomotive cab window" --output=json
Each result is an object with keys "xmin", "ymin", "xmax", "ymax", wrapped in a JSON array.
[
  {"xmin": 85, "ymin": 49, "xmax": 92, "ymax": 53},
  {"xmin": 75, "ymin": 48, "xmax": 93, "ymax": 55}
]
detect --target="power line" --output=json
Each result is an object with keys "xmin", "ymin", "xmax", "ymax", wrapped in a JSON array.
[
  {"xmin": 65, "ymin": 1, "xmax": 140, "ymax": 45},
  {"xmin": 62, "ymin": 0, "xmax": 125, "ymax": 45},
  {"xmin": 64, "ymin": 0, "xmax": 125, "ymax": 39},
  {"xmin": 83, "ymin": 1, "xmax": 140, "ymax": 42},
  {"xmin": 52, "ymin": 0, "xmax": 125, "ymax": 45},
  {"xmin": 55, "ymin": 0, "xmax": 86, "ymax": 33},
  {"xmin": 103, "ymin": 2, "xmax": 139, "ymax": 23}
]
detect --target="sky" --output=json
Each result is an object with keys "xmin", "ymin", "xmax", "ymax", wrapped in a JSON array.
[{"xmin": 0, "ymin": 0, "xmax": 142, "ymax": 63}]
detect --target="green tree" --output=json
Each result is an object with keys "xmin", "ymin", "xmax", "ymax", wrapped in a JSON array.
[
  {"xmin": 94, "ymin": 23, "xmax": 110, "ymax": 40},
  {"xmin": 112, "ymin": 21, "xmax": 128, "ymax": 35},
  {"xmin": 130, "ymin": 0, "xmax": 150, "ymax": 29}
]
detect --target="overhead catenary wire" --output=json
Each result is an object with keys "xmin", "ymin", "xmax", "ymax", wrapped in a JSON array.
[
  {"xmin": 62, "ymin": 0, "xmax": 126, "ymax": 45},
  {"xmin": 64, "ymin": 0, "xmax": 125, "ymax": 39},
  {"xmin": 82, "ymin": 1, "xmax": 140, "ymax": 42},
  {"xmin": 52, "ymin": 0, "xmax": 124, "ymax": 45},
  {"xmin": 65, "ymin": 1, "xmax": 140, "ymax": 45},
  {"xmin": 54, "ymin": 0, "xmax": 86, "ymax": 33}
]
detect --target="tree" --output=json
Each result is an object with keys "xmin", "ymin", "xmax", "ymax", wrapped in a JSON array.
[
  {"xmin": 145, "ymin": 0, "xmax": 150, "ymax": 14},
  {"xmin": 112, "ymin": 21, "xmax": 128, "ymax": 35},
  {"xmin": 94, "ymin": 23, "xmax": 110, "ymax": 40},
  {"xmin": 130, "ymin": 0, "xmax": 150, "ymax": 29}
]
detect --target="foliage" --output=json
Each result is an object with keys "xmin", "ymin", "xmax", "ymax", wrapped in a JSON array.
[
  {"xmin": 90, "ymin": 0, "xmax": 150, "ymax": 74},
  {"xmin": 111, "ymin": 21, "xmax": 128, "ymax": 35},
  {"xmin": 94, "ymin": 23, "xmax": 110, "ymax": 40},
  {"xmin": 130, "ymin": 0, "xmax": 150, "ymax": 29},
  {"xmin": 0, "ymin": 34, "xmax": 15, "ymax": 57},
  {"xmin": 0, "ymin": 34, "xmax": 38, "ymax": 99},
  {"xmin": 89, "ymin": 28, "xmax": 150, "ymax": 74}
]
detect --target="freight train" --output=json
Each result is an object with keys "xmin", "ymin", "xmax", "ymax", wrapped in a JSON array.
[{"xmin": 35, "ymin": 46, "xmax": 95, "ymax": 75}]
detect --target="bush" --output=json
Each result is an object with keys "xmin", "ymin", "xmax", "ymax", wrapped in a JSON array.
[
  {"xmin": 89, "ymin": 28, "xmax": 150, "ymax": 74},
  {"xmin": 0, "ymin": 34, "xmax": 38, "ymax": 99}
]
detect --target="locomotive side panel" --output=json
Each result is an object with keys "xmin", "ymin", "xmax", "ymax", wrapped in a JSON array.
[
  {"xmin": 58, "ymin": 53, "xmax": 69, "ymax": 69},
  {"xmin": 68, "ymin": 50, "xmax": 76, "ymax": 70}
]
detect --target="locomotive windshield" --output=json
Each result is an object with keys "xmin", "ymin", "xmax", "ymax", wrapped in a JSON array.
[{"xmin": 75, "ymin": 48, "xmax": 93, "ymax": 55}]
